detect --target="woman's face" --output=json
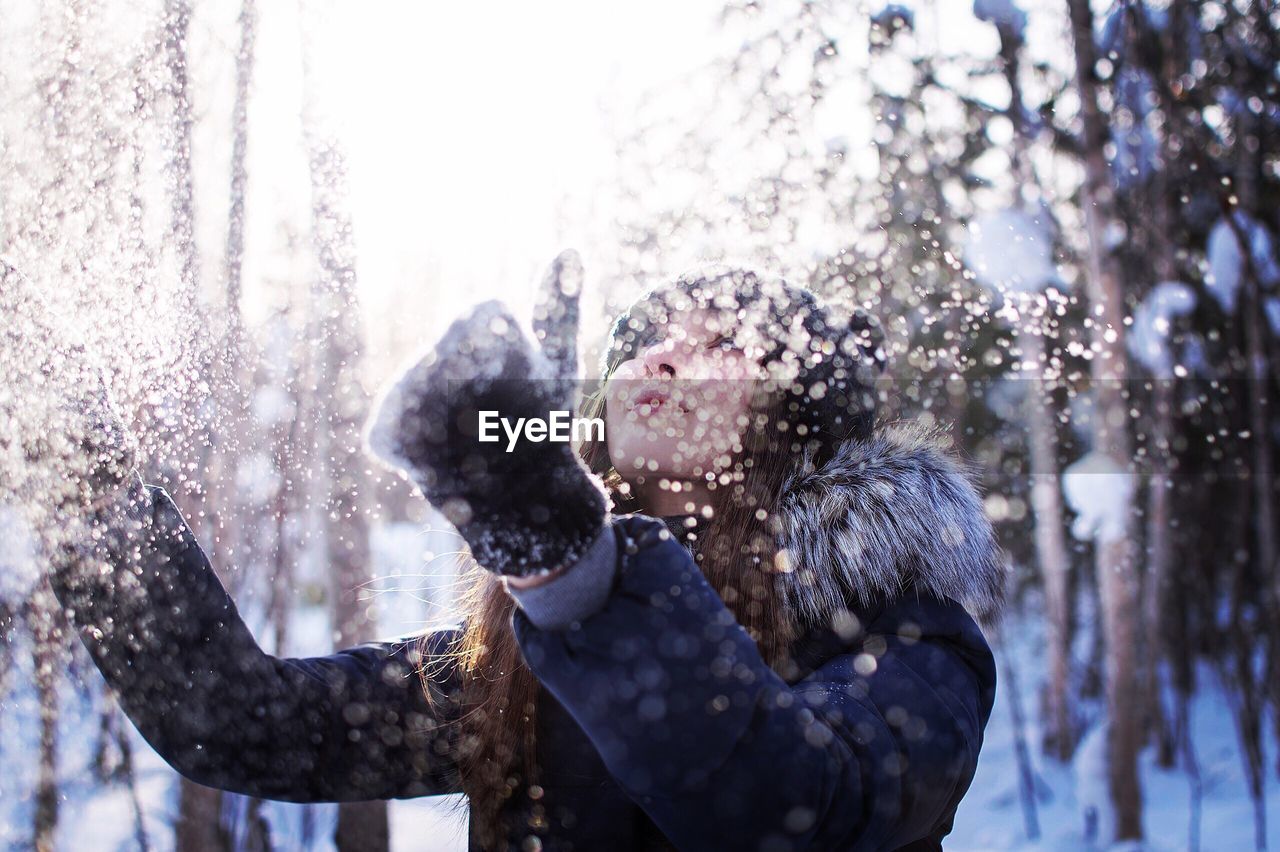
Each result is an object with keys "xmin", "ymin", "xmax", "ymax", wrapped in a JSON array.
[{"xmin": 604, "ymin": 306, "xmax": 770, "ymax": 487}]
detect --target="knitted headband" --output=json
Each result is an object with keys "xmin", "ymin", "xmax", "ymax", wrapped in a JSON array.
[{"xmin": 601, "ymin": 266, "xmax": 886, "ymax": 464}]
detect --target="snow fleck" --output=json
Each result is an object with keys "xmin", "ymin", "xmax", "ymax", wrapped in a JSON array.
[
  {"xmin": 235, "ymin": 452, "xmax": 282, "ymax": 504},
  {"xmin": 964, "ymin": 208, "xmax": 1058, "ymax": 295},
  {"xmin": 871, "ymin": 4, "xmax": 915, "ymax": 33},
  {"xmin": 973, "ymin": 0, "xmax": 1027, "ymax": 38},
  {"xmin": 1062, "ymin": 451, "xmax": 1135, "ymax": 543},
  {"xmin": 1267, "ymin": 299, "xmax": 1280, "ymax": 335},
  {"xmin": 1110, "ymin": 69, "xmax": 1159, "ymax": 189},
  {"xmin": 1205, "ymin": 213, "xmax": 1280, "ymax": 314},
  {"xmin": 984, "ymin": 376, "xmax": 1027, "ymax": 421},
  {"xmin": 0, "ymin": 505, "xmax": 40, "ymax": 604},
  {"xmin": 1127, "ymin": 281, "xmax": 1197, "ymax": 378},
  {"xmin": 252, "ymin": 385, "xmax": 295, "ymax": 425}
]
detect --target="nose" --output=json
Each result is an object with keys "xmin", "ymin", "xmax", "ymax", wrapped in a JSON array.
[{"xmin": 639, "ymin": 338, "xmax": 680, "ymax": 378}]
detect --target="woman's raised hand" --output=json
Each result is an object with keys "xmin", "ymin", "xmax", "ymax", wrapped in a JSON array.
[
  {"xmin": 1, "ymin": 258, "xmax": 148, "ymax": 625},
  {"xmin": 365, "ymin": 250, "xmax": 609, "ymax": 578},
  {"xmin": 61, "ymin": 365, "xmax": 141, "ymax": 512},
  {"xmin": 0, "ymin": 260, "xmax": 141, "ymax": 520}
]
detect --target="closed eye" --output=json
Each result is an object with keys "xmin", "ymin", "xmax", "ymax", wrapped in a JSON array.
[{"xmin": 708, "ymin": 334, "xmax": 739, "ymax": 351}]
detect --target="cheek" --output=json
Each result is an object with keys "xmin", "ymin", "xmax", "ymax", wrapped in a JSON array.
[
  {"xmin": 603, "ymin": 363, "xmax": 641, "ymax": 427},
  {"xmin": 603, "ymin": 371, "xmax": 653, "ymax": 465},
  {"xmin": 690, "ymin": 357, "xmax": 760, "ymax": 423},
  {"xmin": 716, "ymin": 357, "xmax": 764, "ymax": 425},
  {"xmin": 603, "ymin": 393, "xmax": 629, "ymax": 439},
  {"xmin": 720, "ymin": 351, "xmax": 767, "ymax": 384}
]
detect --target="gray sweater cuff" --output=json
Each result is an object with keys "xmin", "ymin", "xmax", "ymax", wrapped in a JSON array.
[{"xmin": 508, "ymin": 523, "xmax": 619, "ymax": 630}]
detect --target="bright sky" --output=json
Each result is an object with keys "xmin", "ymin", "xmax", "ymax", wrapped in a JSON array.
[
  {"xmin": 238, "ymin": 0, "xmax": 725, "ymax": 347},
  {"xmin": 203, "ymin": 0, "xmax": 1028, "ymax": 365},
  {"xmin": 2, "ymin": 0, "xmax": 1021, "ymax": 379}
]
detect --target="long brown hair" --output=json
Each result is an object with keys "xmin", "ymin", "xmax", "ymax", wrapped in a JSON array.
[{"xmin": 416, "ymin": 321, "xmax": 812, "ymax": 849}]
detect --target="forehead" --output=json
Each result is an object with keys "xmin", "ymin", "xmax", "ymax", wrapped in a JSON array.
[
  {"xmin": 612, "ymin": 291, "xmax": 728, "ymax": 347},
  {"xmin": 662, "ymin": 306, "xmax": 736, "ymax": 340},
  {"xmin": 604, "ymin": 274, "xmax": 793, "ymax": 376}
]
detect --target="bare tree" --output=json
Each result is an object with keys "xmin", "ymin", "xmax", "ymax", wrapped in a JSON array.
[
  {"xmin": 295, "ymin": 0, "xmax": 389, "ymax": 826},
  {"xmin": 30, "ymin": 587, "xmax": 63, "ymax": 852},
  {"xmin": 983, "ymin": 7, "xmax": 1076, "ymax": 762},
  {"xmin": 1066, "ymin": 0, "xmax": 1143, "ymax": 840},
  {"xmin": 158, "ymin": 0, "xmax": 232, "ymax": 847},
  {"xmin": 219, "ymin": 4, "xmax": 275, "ymax": 845},
  {"xmin": 306, "ymin": 131, "xmax": 388, "ymax": 852},
  {"xmin": 208, "ymin": 0, "xmax": 259, "ymax": 599},
  {"xmin": 1224, "ymin": 1, "xmax": 1280, "ymax": 785},
  {"xmin": 21, "ymin": 6, "xmax": 92, "ymax": 847},
  {"xmin": 1137, "ymin": 0, "xmax": 1186, "ymax": 770}
]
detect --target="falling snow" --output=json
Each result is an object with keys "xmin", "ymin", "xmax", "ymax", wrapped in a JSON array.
[{"xmin": 2, "ymin": 1, "xmax": 1279, "ymax": 850}]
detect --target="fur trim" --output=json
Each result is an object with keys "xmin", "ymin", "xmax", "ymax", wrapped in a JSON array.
[{"xmin": 776, "ymin": 421, "xmax": 1005, "ymax": 626}]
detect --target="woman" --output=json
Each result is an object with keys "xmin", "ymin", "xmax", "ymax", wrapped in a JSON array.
[{"xmin": 50, "ymin": 255, "xmax": 1003, "ymax": 851}]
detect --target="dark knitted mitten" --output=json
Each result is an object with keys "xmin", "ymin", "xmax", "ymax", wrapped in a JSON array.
[{"xmin": 365, "ymin": 251, "xmax": 609, "ymax": 578}]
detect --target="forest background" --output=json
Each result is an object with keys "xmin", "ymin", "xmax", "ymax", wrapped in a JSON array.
[{"xmin": 1, "ymin": 0, "xmax": 1278, "ymax": 850}]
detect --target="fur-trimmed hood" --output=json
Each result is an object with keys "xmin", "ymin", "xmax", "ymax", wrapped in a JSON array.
[{"xmin": 774, "ymin": 422, "xmax": 1005, "ymax": 627}]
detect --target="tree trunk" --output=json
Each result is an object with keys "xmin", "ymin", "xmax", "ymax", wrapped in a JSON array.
[
  {"xmin": 1233, "ymin": 95, "xmax": 1280, "ymax": 784},
  {"xmin": 304, "ymin": 122, "xmax": 388, "ymax": 852},
  {"xmin": 176, "ymin": 784, "xmax": 229, "ymax": 852},
  {"xmin": 1023, "ymin": 329, "xmax": 1074, "ymax": 760},
  {"xmin": 0, "ymin": 602, "xmax": 14, "ymax": 735},
  {"xmin": 993, "ymin": 626, "xmax": 1041, "ymax": 842},
  {"xmin": 1142, "ymin": 387, "xmax": 1176, "ymax": 768},
  {"xmin": 121, "ymin": 730, "xmax": 153, "ymax": 852},
  {"xmin": 26, "ymin": 17, "xmax": 83, "ymax": 845},
  {"xmin": 225, "ymin": 0, "xmax": 255, "ymax": 327},
  {"xmin": 30, "ymin": 588, "xmax": 62, "ymax": 852},
  {"xmin": 161, "ymin": 1, "xmax": 233, "ymax": 847},
  {"xmin": 1066, "ymin": 0, "xmax": 1143, "ymax": 840},
  {"xmin": 209, "ymin": 0, "xmax": 258, "ymax": 602},
  {"xmin": 995, "ymin": 15, "xmax": 1076, "ymax": 762},
  {"xmin": 1138, "ymin": 15, "xmax": 1178, "ymax": 770}
]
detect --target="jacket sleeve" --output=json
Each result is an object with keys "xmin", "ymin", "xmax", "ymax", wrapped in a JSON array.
[
  {"xmin": 509, "ymin": 514, "xmax": 992, "ymax": 851},
  {"xmin": 48, "ymin": 481, "xmax": 466, "ymax": 803}
]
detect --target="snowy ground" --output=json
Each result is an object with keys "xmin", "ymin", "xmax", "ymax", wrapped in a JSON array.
[
  {"xmin": 948, "ymin": 611, "xmax": 1279, "ymax": 852},
  {"xmin": 3, "ymin": 543, "xmax": 1275, "ymax": 850}
]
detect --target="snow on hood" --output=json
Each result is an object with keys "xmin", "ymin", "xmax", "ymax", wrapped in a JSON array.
[{"xmin": 774, "ymin": 421, "xmax": 1005, "ymax": 628}]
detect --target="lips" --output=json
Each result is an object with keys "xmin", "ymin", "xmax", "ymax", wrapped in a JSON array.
[
  {"xmin": 636, "ymin": 388, "xmax": 669, "ymax": 407},
  {"xmin": 631, "ymin": 385, "xmax": 686, "ymax": 414}
]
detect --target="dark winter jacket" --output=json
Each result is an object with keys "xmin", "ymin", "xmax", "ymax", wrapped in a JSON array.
[{"xmin": 49, "ymin": 423, "xmax": 1002, "ymax": 851}]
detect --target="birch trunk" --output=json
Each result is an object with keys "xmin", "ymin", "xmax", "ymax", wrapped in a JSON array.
[
  {"xmin": 161, "ymin": 0, "xmax": 231, "ymax": 847},
  {"xmin": 31, "ymin": 588, "xmax": 62, "ymax": 852},
  {"xmin": 993, "ymin": 15, "xmax": 1076, "ymax": 761},
  {"xmin": 1024, "ymin": 328, "xmax": 1074, "ymax": 760},
  {"xmin": 1066, "ymin": 0, "xmax": 1143, "ymax": 839},
  {"xmin": 1233, "ymin": 81, "xmax": 1280, "ymax": 785},
  {"xmin": 303, "ymin": 123, "xmax": 388, "ymax": 852}
]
